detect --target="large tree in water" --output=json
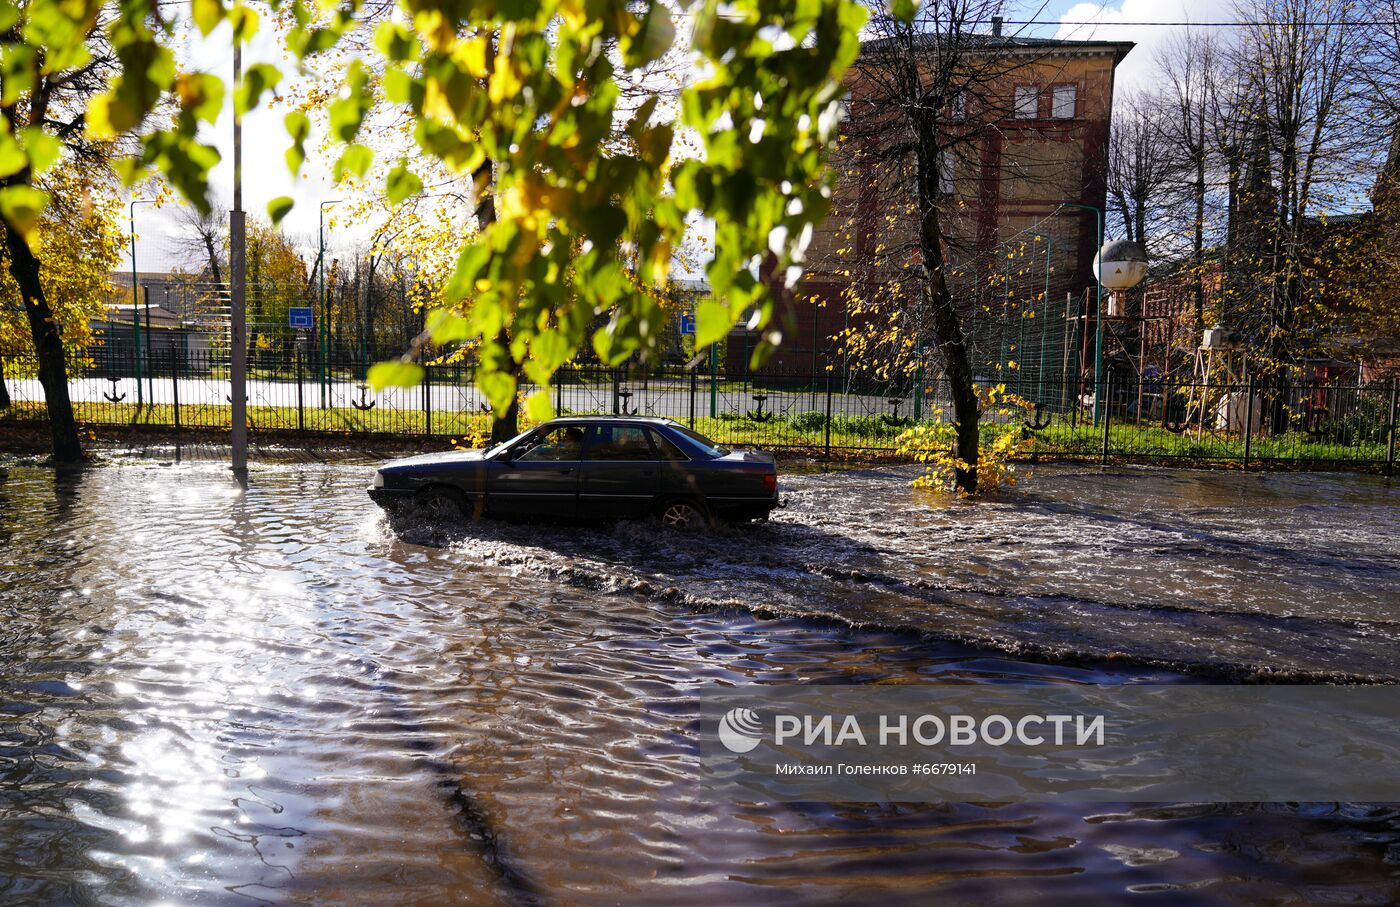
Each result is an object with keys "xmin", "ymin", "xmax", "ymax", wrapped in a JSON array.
[
  {"xmin": 0, "ymin": 2, "xmax": 146, "ymax": 462},
  {"xmin": 823, "ymin": 2, "xmax": 1049, "ymax": 493}
]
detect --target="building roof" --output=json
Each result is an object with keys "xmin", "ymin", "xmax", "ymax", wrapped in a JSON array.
[{"xmin": 860, "ymin": 32, "xmax": 1135, "ymax": 65}]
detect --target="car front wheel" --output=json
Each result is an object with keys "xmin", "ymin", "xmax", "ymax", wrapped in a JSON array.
[{"xmin": 414, "ymin": 486, "xmax": 467, "ymax": 522}]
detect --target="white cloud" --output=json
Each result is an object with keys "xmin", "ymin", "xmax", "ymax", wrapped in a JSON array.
[{"xmin": 1054, "ymin": 0, "xmax": 1225, "ymax": 96}]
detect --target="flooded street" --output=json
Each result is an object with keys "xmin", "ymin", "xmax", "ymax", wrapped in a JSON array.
[{"xmin": 1, "ymin": 459, "xmax": 1398, "ymax": 904}]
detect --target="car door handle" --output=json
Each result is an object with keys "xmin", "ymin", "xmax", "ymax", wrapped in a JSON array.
[
  {"xmin": 641, "ymin": 470, "xmax": 655, "ymax": 476},
  {"xmin": 558, "ymin": 467, "xmax": 574, "ymax": 474}
]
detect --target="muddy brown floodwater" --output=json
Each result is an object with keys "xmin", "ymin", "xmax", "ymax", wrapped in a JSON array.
[{"xmin": 1, "ymin": 459, "xmax": 1397, "ymax": 905}]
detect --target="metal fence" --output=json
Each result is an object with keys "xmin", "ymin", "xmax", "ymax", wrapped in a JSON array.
[{"xmin": 3, "ymin": 351, "xmax": 1397, "ymax": 471}]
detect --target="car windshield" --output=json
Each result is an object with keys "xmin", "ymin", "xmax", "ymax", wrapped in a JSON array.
[
  {"xmin": 671, "ymin": 425, "xmax": 730, "ymax": 457},
  {"xmin": 485, "ymin": 427, "xmax": 535, "ymax": 459}
]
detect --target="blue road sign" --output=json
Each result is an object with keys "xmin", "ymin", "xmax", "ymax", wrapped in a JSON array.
[
  {"xmin": 679, "ymin": 312, "xmax": 696, "ymax": 335},
  {"xmin": 289, "ymin": 307, "xmax": 314, "ymax": 329}
]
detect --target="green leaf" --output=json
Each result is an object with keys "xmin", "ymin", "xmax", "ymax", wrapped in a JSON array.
[
  {"xmin": 524, "ymin": 389, "xmax": 555, "ymax": 423},
  {"xmin": 282, "ymin": 110, "xmax": 311, "ymax": 177},
  {"xmin": 373, "ymin": 21, "xmax": 418, "ymax": 62},
  {"xmin": 427, "ymin": 308, "xmax": 473, "ymax": 344},
  {"xmin": 228, "ymin": 2, "xmax": 260, "ymax": 42},
  {"xmin": 335, "ymin": 143, "xmax": 374, "ymax": 181},
  {"xmin": 235, "ymin": 63, "xmax": 282, "ymax": 116},
  {"xmin": 0, "ymin": 184, "xmax": 49, "ymax": 239},
  {"xmin": 0, "ymin": 135, "xmax": 26, "ymax": 179},
  {"xmin": 889, "ymin": 0, "xmax": 918, "ymax": 23},
  {"xmin": 20, "ymin": 128, "xmax": 60, "ymax": 176},
  {"xmin": 385, "ymin": 161, "xmax": 422, "ymax": 204},
  {"xmin": 180, "ymin": 72, "xmax": 225, "ymax": 124},
  {"xmin": 367, "ymin": 360, "xmax": 424, "ymax": 391},
  {"xmin": 267, "ymin": 196, "xmax": 294, "ymax": 225},
  {"xmin": 382, "ymin": 68, "xmax": 413, "ymax": 105},
  {"xmin": 622, "ymin": 3, "xmax": 675, "ymax": 69},
  {"xmin": 191, "ymin": 0, "xmax": 224, "ymax": 36},
  {"xmin": 478, "ymin": 371, "xmax": 517, "ymax": 413},
  {"xmin": 694, "ymin": 298, "xmax": 733, "ymax": 348},
  {"xmin": 626, "ymin": 96, "xmax": 659, "ymax": 139},
  {"xmin": 328, "ymin": 61, "xmax": 370, "ymax": 143}
]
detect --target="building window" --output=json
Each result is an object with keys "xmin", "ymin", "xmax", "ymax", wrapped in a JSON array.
[
  {"xmin": 1052, "ymin": 84, "xmax": 1077, "ymax": 119},
  {"xmin": 1014, "ymin": 85, "xmax": 1038, "ymax": 119},
  {"xmin": 947, "ymin": 91, "xmax": 966, "ymax": 122},
  {"xmin": 937, "ymin": 154, "xmax": 954, "ymax": 195}
]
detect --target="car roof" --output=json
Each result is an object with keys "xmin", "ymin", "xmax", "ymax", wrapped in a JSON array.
[{"xmin": 543, "ymin": 416, "xmax": 676, "ymax": 426}]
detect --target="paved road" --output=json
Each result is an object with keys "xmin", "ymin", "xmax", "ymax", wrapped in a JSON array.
[{"xmin": 11, "ymin": 375, "xmax": 934, "ymax": 421}]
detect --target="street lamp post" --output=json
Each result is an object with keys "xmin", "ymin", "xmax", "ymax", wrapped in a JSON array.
[
  {"xmin": 318, "ymin": 200, "xmax": 342, "ymax": 409},
  {"xmin": 230, "ymin": 38, "xmax": 248, "ymax": 473},
  {"xmin": 128, "ymin": 198, "xmax": 154, "ymax": 405}
]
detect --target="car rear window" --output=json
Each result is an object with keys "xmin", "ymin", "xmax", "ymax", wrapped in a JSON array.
[
  {"xmin": 647, "ymin": 429, "xmax": 689, "ymax": 461},
  {"xmin": 671, "ymin": 425, "xmax": 729, "ymax": 457}
]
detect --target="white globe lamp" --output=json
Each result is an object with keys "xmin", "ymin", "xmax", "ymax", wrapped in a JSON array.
[{"xmin": 1093, "ymin": 240, "xmax": 1148, "ymax": 316}]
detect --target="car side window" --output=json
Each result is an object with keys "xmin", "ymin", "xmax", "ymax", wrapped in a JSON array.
[
  {"xmin": 586, "ymin": 425, "xmax": 656, "ymax": 461},
  {"xmin": 647, "ymin": 428, "xmax": 689, "ymax": 461},
  {"xmin": 515, "ymin": 426, "xmax": 584, "ymax": 461}
]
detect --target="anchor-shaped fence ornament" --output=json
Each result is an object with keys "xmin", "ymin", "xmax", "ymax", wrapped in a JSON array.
[
  {"xmin": 1023, "ymin": 402, "xmax": 1053, "ymax": 431},
  {"xmin": 351, "ymin": 384, "xmax": 377, "ymax": 411},
  {"xmin": 747, "ymin": 393, "xmax": 775, "ymax": 422},
  {"xmin": 1162, "ymin": 411, "xmax": 1191, "ymax": 434},
  {"xmin": 226, "ymin": 393, "xmax": 255, "ymax": 429},
  {"xmin": 616, "ymin": 389, "xmax": 640, "ymax": 416},
  {"xmin": 1302, "ymin": 400, "xmax": 1329, "ymax": 439},
  {"xmin": 881, "ymin": 397, "xmax": 911, "ymax": 427},
  {"xmin": 1160, "ymin": 381, "xmax": 1190, "ymax": 433},
  {"xmin": 103, "ymin": 377, "xmax": 126, "ymax": 403}
]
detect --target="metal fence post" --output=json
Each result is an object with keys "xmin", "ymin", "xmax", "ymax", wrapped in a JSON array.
[
  {"xmin": 824, "ymin": 369, "xmax": 833, "ymax": 459},
  {"xmin": 170, "ymin": 350, "xmax": 181, "ymax": 433},
  {"xmin": 1100, "ymin": 376, "xmax": 1112, "ymax": 465},
  {"xmin": 1386, "ymin": 379, "xmax": 1398, "ymax": 477},
  {"xmin": 689, "ymin": 367, "xmax": 697, "ymax": 429},
  {"xmin": 612, "ymin": 369, "xmax": 620, "ymax": 416},
  {"xmin": 295, "ymin": 346, "xmax": 305, "ymax": 432},
  {"xmin": 423, "ymin": 364, "xmax": 432, "ymax": 436},
  {"xmin": 1242, "ymin": 375, "xmax": 1254, "ymax": 469}
]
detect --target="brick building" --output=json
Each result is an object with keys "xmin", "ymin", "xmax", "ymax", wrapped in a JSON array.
[{"xmin": 731, "ymin": 28, "xmax": 1133, "ymax": 374}]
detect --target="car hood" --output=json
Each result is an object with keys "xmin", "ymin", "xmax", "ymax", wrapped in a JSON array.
[{"xmin": 381, "ymin": 449, "xmax": 486, "ymax": 470}]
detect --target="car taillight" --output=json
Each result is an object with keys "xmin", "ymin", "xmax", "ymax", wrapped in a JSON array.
[{"xmin": 763, "ymin": 473, "xmax": 777, "ymax": 494}]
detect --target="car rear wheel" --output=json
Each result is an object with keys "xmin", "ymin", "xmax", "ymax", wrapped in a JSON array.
[
  {"xmin": 658, "ymin": 499, "xmax": 709, "ymax": 531},
  {"xmin": 414, "ymin": 486, "xmax": 467, "ymax": 522}
]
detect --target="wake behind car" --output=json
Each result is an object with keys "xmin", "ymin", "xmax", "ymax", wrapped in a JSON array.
[{"xmin": 368, "ymin": 417, "xmax": 778, "ymax": 527}]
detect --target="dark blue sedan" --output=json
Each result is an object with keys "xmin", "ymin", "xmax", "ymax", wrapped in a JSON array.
[{"xmin": 368, "ymin": 417, "xmax": 778, "ymax": 528}]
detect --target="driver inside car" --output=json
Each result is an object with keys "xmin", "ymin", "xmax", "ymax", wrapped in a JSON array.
[{"xmin": 519, "ymin": 426, "xmax": 584, "ymax": 461}]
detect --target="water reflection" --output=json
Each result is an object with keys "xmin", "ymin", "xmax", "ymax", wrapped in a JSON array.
[{"xmin": 0, "ymin": 462, "xmax": 1396, "ymax": 904}]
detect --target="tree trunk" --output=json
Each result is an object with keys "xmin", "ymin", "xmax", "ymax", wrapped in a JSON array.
[
  {"xmin": 0, "ymin": 355, "xmax": 10, "ymax": 408},
  {"xmin": 5, "ymin": 223, "xmax": 84, "ymax": 462},
  {"xmin": 1192, "ymin": 152, "xmax": 1206, "ymax": 332},
  {"xmin": 914, "ymin": 116, "xmax": 978, "ymax": 494},
  {"xmin": 204, "ymin": 234, "xmax": 222, "ymax": 287},
  {"xmin": 471, "ymin": 157, "xmax": 520, "ymax": 446}
]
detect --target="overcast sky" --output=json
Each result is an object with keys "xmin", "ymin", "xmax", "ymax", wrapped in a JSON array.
[{"xmin": 123, "ymin": 1, "xmax": 1219, "ymax": 273}]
